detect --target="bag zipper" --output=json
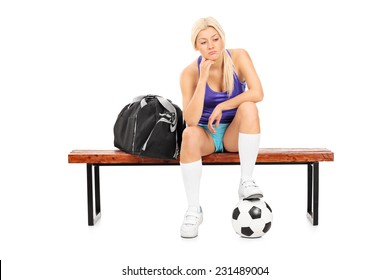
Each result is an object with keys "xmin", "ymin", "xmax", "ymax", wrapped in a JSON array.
[
  {"xmin": 132, "ymin": 114, "xmax": 137, "ymax": 153},
  {"xmin": 173, "ymin": 132, "xmax": 179, "ymax": 159}
]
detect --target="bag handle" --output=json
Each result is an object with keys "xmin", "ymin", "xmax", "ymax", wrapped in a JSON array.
[{"xmin": 131, "ymin": 95, "xmax": 178, "ymax": 132}]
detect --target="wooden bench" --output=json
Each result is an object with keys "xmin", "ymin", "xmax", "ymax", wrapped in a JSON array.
[{"xmin": 68, "ymin": 148, "xmax": 334, "ymax": 226}]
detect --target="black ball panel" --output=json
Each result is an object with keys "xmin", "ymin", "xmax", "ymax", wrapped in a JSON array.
[
  {"xmin": 249, "ymin": 206, "xmax": 262, "ymax": 219},
  {"xmin": 263, "ymin": 222, "xmax": 272, "ymax": 233},
  {"xmin": 232, "ymin": 207, "xmax": 240, "ymax": 220},
  {"xmin": 241, "ymin": 227, "xmax": 254, "ymax": 236},
  {"xmin": 265, "ymin": 202, "xmax": 272, "ymax": 213}
]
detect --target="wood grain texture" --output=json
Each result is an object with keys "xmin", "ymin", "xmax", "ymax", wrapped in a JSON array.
[{"xmin": 68, "ymin": 148, "xmax": 334, "ymax": 164}]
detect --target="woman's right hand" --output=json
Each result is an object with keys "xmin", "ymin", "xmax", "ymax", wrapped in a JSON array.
[{"xmin": 199, "ymin": 56, "xmax": 215, "ymax": 82}]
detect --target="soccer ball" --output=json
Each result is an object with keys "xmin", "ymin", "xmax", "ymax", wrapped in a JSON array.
[{"xmin": 232, "ymin": 198, "xmax": 273, "ymax": 238}]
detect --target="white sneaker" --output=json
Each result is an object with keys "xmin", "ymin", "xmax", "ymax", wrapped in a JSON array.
[
  {"xmin": 238, "ymin": 179, "xmax": 263, "ymax": 200},
  {"xmin": 180, "ymin": 207, "xmax": 203, "ymax": 238}
]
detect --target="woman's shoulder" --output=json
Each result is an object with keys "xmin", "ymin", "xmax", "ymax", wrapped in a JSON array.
[
  {"xmin": 180, "ymin": 59, "xmax": 198, "ymax": 81},
  {"xmin": 228, "ymin": 48, "xmax": 250, "ymax": 60},
  {"xmin": 228, "ymin": 48, "xmax": 253, "ymax": 73}
]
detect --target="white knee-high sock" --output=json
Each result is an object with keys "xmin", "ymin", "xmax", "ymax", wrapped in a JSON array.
[
  {"xmin": 238, "ymin": 133, "xmax": 261, "ymax": 181},
  {"xmin": 180, "ymin": 159, "xmax": 202, "ymax": 211}
]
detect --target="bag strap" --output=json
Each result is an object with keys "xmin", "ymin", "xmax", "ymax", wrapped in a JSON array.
[
  {"xmin": 131, "ymin": 95, "xmax": 147, "ymax": 108},
  {"xmin": 155, "ymin": 96, "xmax": 177, "ymax": 132},
  {"xmin": 132, "ymin": 95, "xmax": 177, "ymax": 132}
]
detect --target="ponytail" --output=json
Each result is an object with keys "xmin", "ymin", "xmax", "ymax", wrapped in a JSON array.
[{"xmin": 223, "ymin": 50, "xmax": 235, "ymax": 97}]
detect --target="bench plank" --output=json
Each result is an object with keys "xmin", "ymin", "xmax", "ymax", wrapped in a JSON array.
[{"xmin": 68, "ymin": 148, "xmax": 334, "ymax": 164}]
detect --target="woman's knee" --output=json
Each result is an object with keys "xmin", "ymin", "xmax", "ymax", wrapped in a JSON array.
[
  {"xmin": 236, "ymin": 102, "xmax": 260, "ymax": 121},
  {"xmin": 181, "ymin": 126, "xmax": 204, "ymax": 149}
]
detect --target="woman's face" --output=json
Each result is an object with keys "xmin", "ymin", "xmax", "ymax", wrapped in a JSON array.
[{"xmin": 195, "ymin": 27, "xmax": 224, "ymax": 61}]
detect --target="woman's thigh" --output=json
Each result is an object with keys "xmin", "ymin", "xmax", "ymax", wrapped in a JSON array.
[
  {"xmin": 223, "ymin": 102, "xmax": 260, "ymax": 152},
  {"xmin": 222, "ymin": 119, "xmax": 240, "ymax": 152}
]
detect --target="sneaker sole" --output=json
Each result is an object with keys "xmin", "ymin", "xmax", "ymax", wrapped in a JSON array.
[
  {"xmin": 181, "ymin": 234, "xmax": 198, "ymax": 238},
  {"xmin": 240, "ymin": 193, "xmax": 263, "ymax": 200}
]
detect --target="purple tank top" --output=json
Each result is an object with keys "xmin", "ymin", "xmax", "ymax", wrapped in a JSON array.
[{"xmin": 198, "ymin": 50, "xmax": 246, "ymax": 125}]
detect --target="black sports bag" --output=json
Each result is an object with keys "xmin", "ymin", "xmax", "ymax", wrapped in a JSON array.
[{"xmin": 114, "ymin": 95, "xmax": 185, "ymax": 160}]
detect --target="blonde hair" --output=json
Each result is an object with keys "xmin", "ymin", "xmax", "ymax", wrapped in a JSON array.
[{"xmin": 191, "ymin": 17, "xmax": 235, "ymax": 96}]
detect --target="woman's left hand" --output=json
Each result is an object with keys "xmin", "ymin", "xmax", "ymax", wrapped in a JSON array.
[{"xmin": 208, "ymin": 105, "xmax": 223, "ymax": 134}]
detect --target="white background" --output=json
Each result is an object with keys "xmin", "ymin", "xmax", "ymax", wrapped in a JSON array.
[{"xmin": 1, "ymin": 0, "xmax": 390, "ymax": 279}]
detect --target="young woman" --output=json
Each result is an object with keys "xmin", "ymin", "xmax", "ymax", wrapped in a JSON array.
[{"xmin": 179, "ymin": 17, "xmax": 264, "ymax": 238}]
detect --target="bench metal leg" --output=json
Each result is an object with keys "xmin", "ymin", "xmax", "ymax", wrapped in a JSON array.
[
  {"xmin": 86, "ymin": 164, "xmax": 102, "ymax": 226},
  {"xmin": 83, "ymin": 162, "xmax": 321, "ymax": 226},
  {"xmin": 307, "ymin": 162, "xmax": 319, "ymax": 225}
]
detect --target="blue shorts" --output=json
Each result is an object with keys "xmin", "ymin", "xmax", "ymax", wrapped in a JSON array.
[{"xmin": 198, "ymin": 123, "xmax": 230, "ymax": 153}]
